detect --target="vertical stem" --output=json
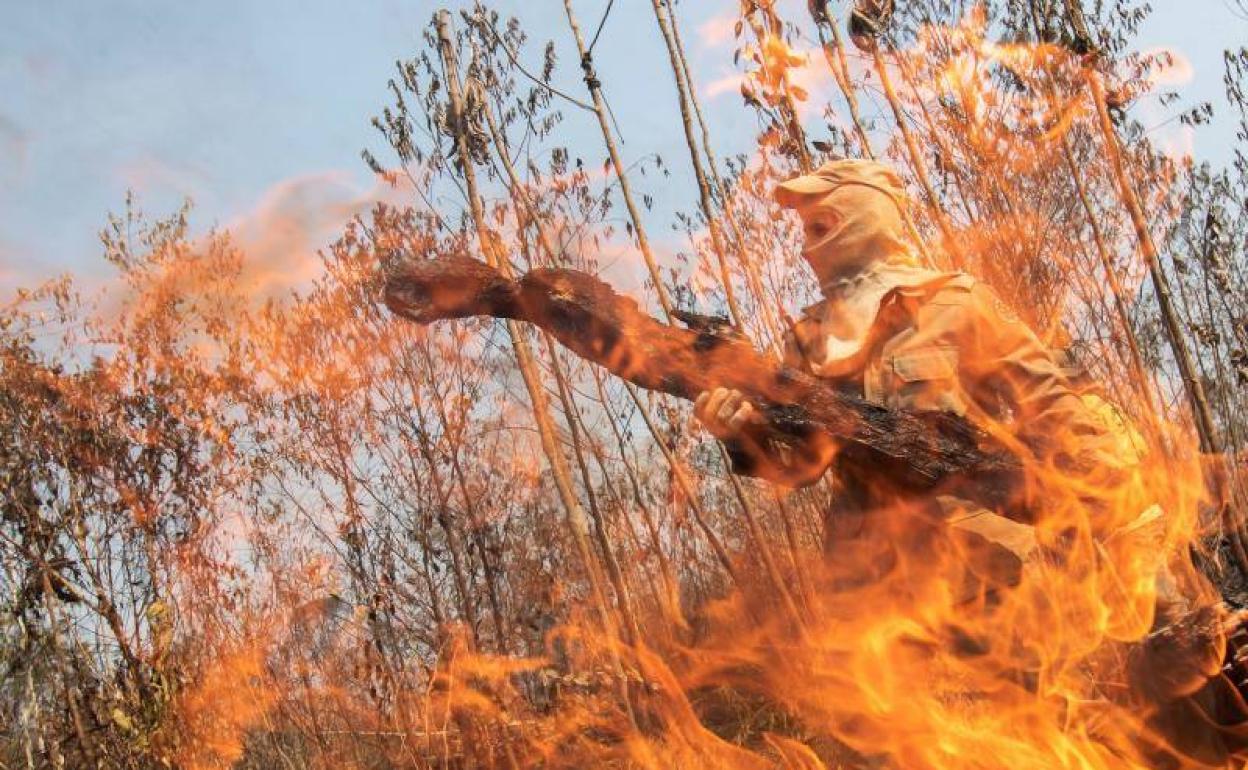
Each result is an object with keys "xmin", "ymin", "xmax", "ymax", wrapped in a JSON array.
[
  {"xmin": 870, "ymin": 45, "xmax": 960, "ymax": 266},
  {"xmin": 418, "ymin": 511, "xmax": 447, "ymax": 630},
  {"xmin": 663, "ymin": 0, "xmax": 786, "ymax": 348},
  {"xmin": 809, "ymin": 14, "xmax": 876, "ymax": 159},
  {"xmin": 563, "ymin": 0, "xmax": 675, "ymax": 318},
  {"xmin": 590, "ymin": 365, "xmax": 684, "ymax": 621},
  {"xmin": 587, "ymin": 429, "xmax": 671, "ymax": 620},
  {"xmin": 419, "ymin": 342, "xmax": 511, "ymax": 651},
  {"xmin": 771, "ymin": 489, "xmax": 815, "ymax": 607},
  {"xmin": 477, "ymin": 68, "xmax": 643, "ymax": 641},
  {"xmin": 625, "ymin": 382, "xmax": 740, "ymax": 584},
  {"xmin": 40, "ymin": 579, "xmax": 95, "ymax": 766},
  {"xmin": 1058, "ymin": 136, "xmax": 1158, "ymax": 417},
  {"xmin": 1086, "ymin": 67, "xmax": 1221, "ymax": 454},
  {"xmin": 722, "ymin": 457, "xmax": 806, "ymax": 626},
  {"xmin": 564, "ymin": 0, "xmax": 801, "ymax": 626},
  {"xmin": 649, "ymin": 0, "xmax": 744, "ymax": 328},
  {"xmin": 433, "ymin": 12, "xmax": 622, "ymax": 653},
  {"xmin": 544, "ymin": 335, "xmax": 642, "ymax": 642},
  {"xmin": 668, "ymin": 0, "xmax": 783, "ymax": 349},
  {"xmin": 472, "ymin": 43, "xmax": 690, "ymax": 628},
  {"xmin": 18, "ymin": 618, "xmax": 38, "ymax": 769}
]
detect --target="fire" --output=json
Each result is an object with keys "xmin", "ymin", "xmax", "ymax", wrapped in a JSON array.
[
  {"xmin": 28, "ymin": 4, "xmax": 1238, "ymax": 769},
  {"xmin": 169, "ymin": 639, "xmax": 277, "ymax": 770},
  {"xmin": 376, "ymin": 399, "xmax": 1222, "ymax": 769},
  {"xmin": 913, "ymin": 8, "xmax": 1090, "ymax": 175},
  {"xmin": 349, "ymin": 9, "xmax": 1234, "ymax": 767},
  {"xmin": 372, "ymin": 249, "xmax": 1233, "ymax": 769}
]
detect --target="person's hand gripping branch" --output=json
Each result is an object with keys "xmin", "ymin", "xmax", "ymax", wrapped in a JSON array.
[
  {"xmin": 693, "ymin": 386, "xmax": 832, "ymax": 488},
  {"xmin": 693, "ymin": 387, "xmax": 760, "ymax": 441}
]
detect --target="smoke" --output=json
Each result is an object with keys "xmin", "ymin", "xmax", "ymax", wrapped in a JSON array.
[
  {"xmin": 697, "ymin": 11, "xmax": 737, "ymax": 49},
  {"xmin": 221, "ymin": 170, "xmax": 405, "ymax": 305}
]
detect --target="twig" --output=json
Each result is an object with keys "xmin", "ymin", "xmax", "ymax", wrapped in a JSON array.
[
  {"xmin": 473, "ymin": 16, "xmax": 595, "ymax": 112},
  {"xmin": 587, "ymin": 0, "xmax": 615, "ymax": 54}
]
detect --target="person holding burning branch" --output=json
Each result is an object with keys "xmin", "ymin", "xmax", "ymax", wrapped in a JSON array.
[
  {"xmin": 696, "ymin": 159, "xmax": 1125, "ymax": 498},
  {"xmin": 695, "ymin": 159, "xmax": 1139, "ymax": 560},
  {"xmin": 383, "ymin": 154, "xmax": 1246, "ymax": 765},
  {"xmin": 694, "ymin": 159, "xmax": 1245, "ymax": 764}
]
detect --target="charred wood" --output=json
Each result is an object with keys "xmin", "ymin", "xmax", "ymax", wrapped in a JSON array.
[{"xmin": 385, "ymin": 255, "xmax": 1024, "ymax": 509}]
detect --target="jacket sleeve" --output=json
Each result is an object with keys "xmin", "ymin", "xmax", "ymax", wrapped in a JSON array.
[{"xmin": 957, "ymin": 282, "xmax": 1138, "ymax": 528}]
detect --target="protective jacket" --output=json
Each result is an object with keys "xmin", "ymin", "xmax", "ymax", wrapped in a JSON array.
[
  {"xmin": 727, "ymin": 264, "xmax": 1246, "ymax": 762},
  {"xmin": 730, "ymin": 264, "xmax": 1128, "ymax": 519},
  {"xmin": 747, "ymin": 158, "xmax": 1240, "ymax": 764}
]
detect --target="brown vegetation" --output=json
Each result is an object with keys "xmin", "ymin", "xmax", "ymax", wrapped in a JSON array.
[{"xmin": 4, "ymin": 1, "xmax": 1248, "ymax": 768}]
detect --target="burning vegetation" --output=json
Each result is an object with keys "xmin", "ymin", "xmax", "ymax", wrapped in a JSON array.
[{"xmin": 6, "ymin": 1, "xmax": 1248, "ymax": 768}]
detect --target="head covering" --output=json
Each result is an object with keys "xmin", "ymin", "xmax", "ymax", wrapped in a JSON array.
[
  {"xmin": 774, "ymin": 160, "xmax": 951, "ymax": 370},
  {"xmin": 774, "ymin": 159, "xmax": 916, "ymax": 297},
  {"xmin": 773, "ymin": 159, "xmax": 908, "ymax": 212}
]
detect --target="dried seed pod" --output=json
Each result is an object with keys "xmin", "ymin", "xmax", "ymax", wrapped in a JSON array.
[{"xmin": 848, "ymin": 0, "xmax": 894, "ymax": 52}]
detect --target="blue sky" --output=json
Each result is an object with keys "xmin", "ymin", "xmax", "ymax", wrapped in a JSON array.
[{"xmin": 1, "ymin": 1, "xmax": 1244, "ymax": 299}]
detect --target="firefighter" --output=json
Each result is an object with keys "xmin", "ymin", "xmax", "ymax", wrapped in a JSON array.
[
  {"xmin": 692, "ymin": 158, "xmax": 1241, "ymax": 763},
  {"xmin": 695, "ymin": 159, "xmax": 1135, "ymax": 557},
  {"xmin": 696, "ymin": 159, "xmax": 1126, "ymax": 492}
]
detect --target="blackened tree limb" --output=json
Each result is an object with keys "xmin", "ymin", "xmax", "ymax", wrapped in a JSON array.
[{"xmin": 385, "ymin": 255, "xmax": 1023, "ymax": 507}]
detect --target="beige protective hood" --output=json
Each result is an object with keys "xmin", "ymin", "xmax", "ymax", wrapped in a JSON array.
[{"xmin": 775, "ymin": 160, "xmax": 951, "ymax": 373}]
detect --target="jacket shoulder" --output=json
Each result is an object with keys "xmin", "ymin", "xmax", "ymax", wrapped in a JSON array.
[
  {"xmin": 926, "ymin": 274, "xmax": 1028, "ymax": 324},
  {"xmin": 915, "ymin": 273, "xmax": 978, "ymax": 315},
  {"xmin": 928, "ymin": 272, "xmax": 978, "ymax": 298}
]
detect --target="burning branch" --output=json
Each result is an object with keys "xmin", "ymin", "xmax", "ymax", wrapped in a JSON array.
[{"xmin": 385, "ymin": 255, "xmax": 1023, "ymax": 507}]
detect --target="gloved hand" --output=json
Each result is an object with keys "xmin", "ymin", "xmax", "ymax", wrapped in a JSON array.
[{"xmin": 693, "ymin": 387, "xmax": 759, "ymax": 441}]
